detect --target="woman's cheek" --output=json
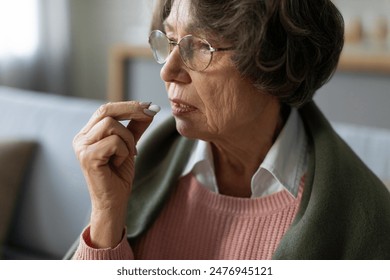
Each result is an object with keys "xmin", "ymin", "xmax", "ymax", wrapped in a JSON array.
[{"xmin": 203, "ymin": 108, "xmax": 229, "ymax": 135}]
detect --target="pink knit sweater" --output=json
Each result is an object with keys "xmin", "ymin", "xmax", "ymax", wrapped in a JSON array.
[{"xmin": 75, "ymin": 173, "xmax": 304, "ymax": 260}]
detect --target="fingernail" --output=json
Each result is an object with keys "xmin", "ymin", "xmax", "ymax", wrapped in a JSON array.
[
  {"xmin": 139, "ymin": 101, "xmax": 152, "ymax": 107},
  {"xmin": 143, "ymin": 104, "xmax": 161, "ymax": 117}
]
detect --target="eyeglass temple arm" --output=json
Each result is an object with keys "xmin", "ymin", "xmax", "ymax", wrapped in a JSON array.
[{"xmin": 210, "ymin": 46, "xmax": 234, "ymax": 53}]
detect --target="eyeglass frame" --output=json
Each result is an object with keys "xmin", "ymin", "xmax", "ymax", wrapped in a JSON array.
[{"xmin": 148, "ymin": 29, "xmax": 234, "ymax": 72}]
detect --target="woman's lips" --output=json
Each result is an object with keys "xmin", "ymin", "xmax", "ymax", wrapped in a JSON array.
[{"xmin": 170, "ymin": 99, "xmax": 197, "ymax": 115}]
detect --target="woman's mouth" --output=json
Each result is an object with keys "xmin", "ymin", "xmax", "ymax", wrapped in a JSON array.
[{"xmin": 170, "ymin": 100, "xmax": 197, "ymax": 115}]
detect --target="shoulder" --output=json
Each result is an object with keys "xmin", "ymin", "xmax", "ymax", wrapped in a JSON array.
[{"xmin": 294, "ymin": 102, "xmax": 390, "ymax": 258}]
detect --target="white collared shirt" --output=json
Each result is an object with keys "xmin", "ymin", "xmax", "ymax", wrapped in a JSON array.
[{"xmin": 180, "ymin": 108, "xmax": 308, "ymax": 198}]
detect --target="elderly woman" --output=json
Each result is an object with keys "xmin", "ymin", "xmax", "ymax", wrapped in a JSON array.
[{"xmin": 70, "ymin": 0, "xmax": 390, "ymax": 259}]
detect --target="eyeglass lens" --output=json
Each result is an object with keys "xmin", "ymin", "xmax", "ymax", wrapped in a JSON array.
[
  {"xmin": 149, "ymin": 30, "xmax": 171, "ymax": 64},
  {"xmin": 149, "ymin": 30, "xmax": 212, "ymax": 71}
]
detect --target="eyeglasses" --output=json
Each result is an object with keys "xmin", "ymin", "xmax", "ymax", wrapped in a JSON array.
[{"xmin": 148, "ymin": 30, "xmax": 233, "ymax": 72}]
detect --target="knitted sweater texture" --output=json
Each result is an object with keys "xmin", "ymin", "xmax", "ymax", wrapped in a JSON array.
[
  {"xmin": 134, "ymin": 173, "xmax": 305, "ymax": 259},
  {"xmin": 75, "ymin": 173, "xmax": 305, "ymax": 260}
]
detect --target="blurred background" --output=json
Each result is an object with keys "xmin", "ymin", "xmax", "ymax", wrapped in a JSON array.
[{"xmin": 0, "ymin": 0, "xmax": 154, "ymax": 100}]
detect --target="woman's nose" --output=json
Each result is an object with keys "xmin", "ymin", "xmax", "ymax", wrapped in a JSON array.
[{"xmin": 160, "ymin": 46, "xmax": 191, "ymax": 84}]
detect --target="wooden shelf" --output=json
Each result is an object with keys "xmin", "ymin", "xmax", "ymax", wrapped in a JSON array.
[
  {"xmin": 108, "ymin": 45, "xmax": 154, "ymax": 101},
  {"xmin": 338, "ymin": 46, "xmax": 390, "ymax": 73}
]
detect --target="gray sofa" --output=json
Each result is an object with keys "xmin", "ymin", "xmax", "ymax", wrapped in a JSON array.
[
  {"xmin": 0, "ymin": 86, "xmax": 103, "ymax": 259},
  {"xmin": 0, "ymin": 86, "xmax": 389, "ymax": 260}
]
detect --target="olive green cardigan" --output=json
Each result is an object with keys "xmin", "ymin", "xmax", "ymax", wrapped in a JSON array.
[{"xmin": 65, "ymin": 102, "xmax": 390, "ymax": 259}]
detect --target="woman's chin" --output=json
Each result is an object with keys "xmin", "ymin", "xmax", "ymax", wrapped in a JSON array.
[{"xmin": 174, "ymin": 117, "xmax": 201, "ymax": 140}]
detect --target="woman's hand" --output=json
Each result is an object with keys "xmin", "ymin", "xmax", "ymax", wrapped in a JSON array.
[{"xmin": 73, "ymin": 101, "xmax": 160, "ymax": 248}]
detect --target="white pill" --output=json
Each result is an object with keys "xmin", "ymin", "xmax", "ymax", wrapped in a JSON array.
[{"xmin": 148, "ymin": 104, "xmax": 161, "ymax": 113}]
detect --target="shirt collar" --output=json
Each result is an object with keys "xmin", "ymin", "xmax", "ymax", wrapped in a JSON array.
[
  {"xmin": 252, "ymin": 108, "xmax": 307, "ymax": 197},
  {"xmin": 181, "ymin": 108, "xmax": 307, "ymax": 198},
  {"xmin": 181, "ymin": 140, "xmax": 219, "ymax": 193}
]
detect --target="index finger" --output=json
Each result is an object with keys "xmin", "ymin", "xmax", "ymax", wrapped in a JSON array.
[{"xmin": 81, "ymin": 101, "xmax": 153, "ymax": 134}]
